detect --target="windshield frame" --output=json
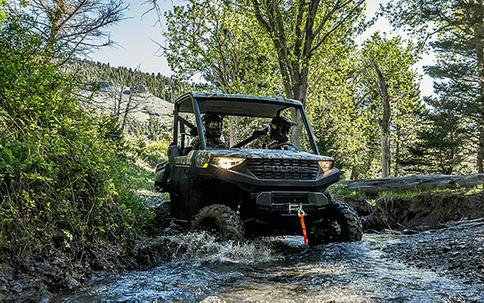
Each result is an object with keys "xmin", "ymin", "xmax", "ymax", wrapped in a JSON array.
[{"xmin": 172, "ymin": 94, "xmax": 319, "ymax": 154}]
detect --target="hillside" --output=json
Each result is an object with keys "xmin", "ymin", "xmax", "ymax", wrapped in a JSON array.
[
  {"xmin": 72, "ymin": 59, "xmax": 209, "ymax": 103},
  {"xmin": 80, "ymin": 82, "xmax": 174, "ymax": 137},
  {"xmin": 69, "ymin": 59, "xmax": 209, "ymax": 138}
]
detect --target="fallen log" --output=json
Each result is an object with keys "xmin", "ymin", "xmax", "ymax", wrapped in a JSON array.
[{"xmin": 343, "ymin": 174, "xmax": 484, "ymax": 194}]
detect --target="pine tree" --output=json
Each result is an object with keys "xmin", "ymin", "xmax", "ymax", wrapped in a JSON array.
[{"xmin": 384, "ymin": 0, "xmax": 484, "ymax": 173}]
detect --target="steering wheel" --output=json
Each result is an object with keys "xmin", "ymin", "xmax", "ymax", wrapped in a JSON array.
[{"xmin": 270, "ymin": 142, "xmax": 298, "ymax": 150}]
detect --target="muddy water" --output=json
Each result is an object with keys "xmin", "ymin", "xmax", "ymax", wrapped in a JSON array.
[{"xmin": 56, "ymin": 231, "xmax": 483, "ymax": 303}]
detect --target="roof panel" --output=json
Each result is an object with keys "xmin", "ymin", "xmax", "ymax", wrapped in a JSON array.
[{"xmin": 176, "ymin": 92, "xmax": 302, "ymax": 117}]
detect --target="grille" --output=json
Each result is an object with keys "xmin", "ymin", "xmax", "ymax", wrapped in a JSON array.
[{"xmin": 247, "ymin": 158, "xmax": 319, "ymax": 180}]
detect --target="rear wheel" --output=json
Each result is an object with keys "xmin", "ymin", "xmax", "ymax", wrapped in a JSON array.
[
  {"xmin": 309, "ymin": 198, "xmax": 363, "ymax": 246},
  {"xmin": 191, "ymin": 204, "xmax": 245, "ymax": 241}
]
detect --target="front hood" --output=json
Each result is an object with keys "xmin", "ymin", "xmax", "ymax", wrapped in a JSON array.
[{"xmin": 196, "ymin": 148, "xmax": 333, "ymax": 161}]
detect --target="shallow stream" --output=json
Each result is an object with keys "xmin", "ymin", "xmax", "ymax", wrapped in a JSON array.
[{"xmin": 55, "ymin": 231, "xmax": 483, "ymax": 302}]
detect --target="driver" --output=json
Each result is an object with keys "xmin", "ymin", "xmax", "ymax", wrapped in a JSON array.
[
  {"xmin": 191, "ymin": 113, "xmax": 226, "ymax": 149},
  {"xmin": 267, "ymin": 115, "xmax": 297, "ymax": 150}
]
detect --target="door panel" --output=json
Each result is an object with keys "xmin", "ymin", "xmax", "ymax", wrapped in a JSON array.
[{"xmin": 170, "ymin": 156, "xmax": 192, "ymax": 221}]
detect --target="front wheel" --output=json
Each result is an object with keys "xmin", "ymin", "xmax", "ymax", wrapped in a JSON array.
[
  {"xmin": 309, "ymin": 198, "xmax": 363, "ymax": 246},
  {"xmin": 191, "ymin": 204, "xmax": 245, "ymax": 241}
]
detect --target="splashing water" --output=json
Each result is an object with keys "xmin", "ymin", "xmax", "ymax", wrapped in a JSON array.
[
  {"xmin": 165, "ymin": 231, "xmax": 281, "ymax": 265},
  {"xmin": 55, "ymin": 227, "xmax": 484, "ymax": 303}
]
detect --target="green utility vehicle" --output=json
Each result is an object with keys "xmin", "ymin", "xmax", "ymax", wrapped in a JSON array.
[{"xmin": 155, "ymin": 93, "xmax": 362, "ymax": 245}]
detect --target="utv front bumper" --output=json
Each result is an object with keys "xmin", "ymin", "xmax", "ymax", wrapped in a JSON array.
[{"xmin": 247, "ymin": 190, "xmax": 331, "ymax": 234}]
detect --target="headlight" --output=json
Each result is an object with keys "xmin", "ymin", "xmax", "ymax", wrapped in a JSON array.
[
  {"xmin": 211, "ymin": 157, "xmax": 245, "ymax": 169},
  {"xmin": 318, "ymin": 160, "xmax": 334, "ymax": 173}
]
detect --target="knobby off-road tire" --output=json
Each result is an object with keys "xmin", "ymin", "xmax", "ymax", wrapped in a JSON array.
[
  {"xmin": 191, "ymin": 204, "xmax": 245, "ymax": 241},
  {"xmin": 309, "ymin": 198, "xmax": 363, "ymax": 246},
  {"xmin": 331, "ymin": 201, "xmax": 363, "ymax": 241}
]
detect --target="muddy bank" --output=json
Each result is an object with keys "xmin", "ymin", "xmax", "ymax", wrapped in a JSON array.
[
  {"xmin": 0, "ymin": 190, "xmax": 177, "ymax": 303},
  {"xmin": 0, "ymin": 235, "xmax": 180, "ymax": 302},
  {"xmin": 342, "ymin": 190, "xmax": 484, "ymax": 231}
]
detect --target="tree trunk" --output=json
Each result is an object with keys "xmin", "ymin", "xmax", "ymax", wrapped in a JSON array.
[
  {"xmin": 381, "ymin": 122, "xmax": 391, "ymax": 177},
  {"xmin": 371, "ymin": 59, "xmax": 391, "ymax": 177},
  {"xmin": 474, "ymin": 8, "xmax": 484, "ymax": 172},
  {"xmin": 120, "ymin": 93, "xmax": 133, "ymax": 132},
  {"xmin": 479, "ymin": 127, "xmax": 484, "ymax": 173},
  {"xmin": 344, "ymin": 174, "xmax": 484, "ymax": 194},
  {"xmin": 477, "ymin": 42, "xmax": 484, "ymax": 173},
  {"xmin": 290, "ymin": 68, "xmax": 309, "ymax": 147},
  {"xmin": 350, "ymin": 168, "xmax": 360, "ymax": 180},
  {"xmin": 394, "ymin": 127, "xmax": 400, "ymax": 176}
]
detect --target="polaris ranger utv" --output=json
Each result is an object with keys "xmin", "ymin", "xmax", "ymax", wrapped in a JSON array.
[{"xmin": 155, "ymin": 93, "xmax": 362, "ymax": 245}]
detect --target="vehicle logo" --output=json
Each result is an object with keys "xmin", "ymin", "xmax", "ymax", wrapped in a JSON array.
[{"xmin": 263, "ymin": 165, "xmax": 310, "ymax": 173}]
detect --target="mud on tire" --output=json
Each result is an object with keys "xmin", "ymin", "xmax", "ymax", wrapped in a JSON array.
[
  {"xmin": 191, "ymin": 204, "xmax": 245, "ymax": 241},
  {"xmin": 309, "ymin": 197, "xmax": 363, "ymax": 246}
]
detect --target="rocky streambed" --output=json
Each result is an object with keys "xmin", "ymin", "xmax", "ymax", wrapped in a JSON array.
[
  {"xmin": 53, "ymin": 218, "xmax": 484, "ymax": 302},
  {"xmin": 2, "ymin": 191, "xmax": 483, "ymax": 302}
]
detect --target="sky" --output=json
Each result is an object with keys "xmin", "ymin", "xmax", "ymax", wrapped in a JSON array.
[{"xmin": 88, "ymin": 0, "xmax": 435, "ymax": 97}]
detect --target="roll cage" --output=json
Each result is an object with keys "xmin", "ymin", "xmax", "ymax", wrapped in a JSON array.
[{"xmin": 172, "ymin": 92, "xmax": 320, "ymax": 154}]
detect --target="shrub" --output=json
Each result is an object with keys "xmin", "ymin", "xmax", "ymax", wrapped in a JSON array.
[
  {"xmin": 142, "ymin": 141, "xmax": 170, "ymax": 166},
  {"xmin": 0, "ymin": 15, "xmax": 150, "ymax": 260}
]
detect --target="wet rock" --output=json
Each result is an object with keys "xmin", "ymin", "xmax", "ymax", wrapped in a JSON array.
[{"xmin": 133, "ymin": 238, "xmax": 172, "ymax": 267}]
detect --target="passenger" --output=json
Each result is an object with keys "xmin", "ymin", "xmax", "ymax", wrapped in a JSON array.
[{"xmin": 191, "ymin": 113, "xmax": 226, "ymax": 149}]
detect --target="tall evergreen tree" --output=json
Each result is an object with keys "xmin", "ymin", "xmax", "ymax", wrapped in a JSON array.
[
  {"xmin": 384, "ymin": 0, "xmax": 484, "ymax": 173},
  {"xmin": 404, "ymin": 103, "xmax": 471, "ymax": 174}
]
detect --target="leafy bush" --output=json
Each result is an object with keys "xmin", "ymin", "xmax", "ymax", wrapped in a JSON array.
[
  {"xmin": 0, "ymin": 16, "xmax": 151, "ymax": 259},
  {"xmin": 123, "ymin": 136, "xmax": 169, "ymax": 167},
  {"xmin": 142, "ymin": 141, "xmax": 170, "ymax": 166}
]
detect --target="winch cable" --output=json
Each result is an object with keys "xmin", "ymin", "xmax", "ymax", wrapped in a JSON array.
[{"xmin": 298, "ymin": 209, "xmax": 308, "ymax": 246}]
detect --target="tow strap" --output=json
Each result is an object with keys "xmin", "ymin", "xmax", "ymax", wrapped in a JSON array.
[{"xmin": 298, "ymin": 208, "xmax": 308, "ymax": 246}]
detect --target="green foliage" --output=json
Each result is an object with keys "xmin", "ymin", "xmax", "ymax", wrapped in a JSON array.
[
  {"xmin": 358, "ymin": 34, "xmax": 424, "ymax": 176},
  {"xmin": 307, "ymin": 34, "xmax": 376, "ymax": 178},
  {"xmin": 308, "ymin": 33, "xmax": 423, "ymax": 179},
  {"xmin": 110, "ymin": 161, "xmax": 155, "ymax": 227},
  {"xmin": 0, "ymin": 15, "xmax": 152, "ymax": 259},
  {"xmin": 0, "ymin": 0, "xmax": 6, "ymax": 22},
  {"xmin": 404, "ymin": 110, "xmax": 471, "ymax": 174},
  {"xmin": 164, "ymin": 0, "xmax": 282, "ymax": 95},
  {"xmin": 142, "ymin": 141, "xmax": 170, "ymax": 166},
  {"xmin": 384, "ymin": 0, "xmax": 484, "ymax": 173},
  {"xmin": 124, "ymin": 136, "xmax": 169, "ymax": 167}
]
